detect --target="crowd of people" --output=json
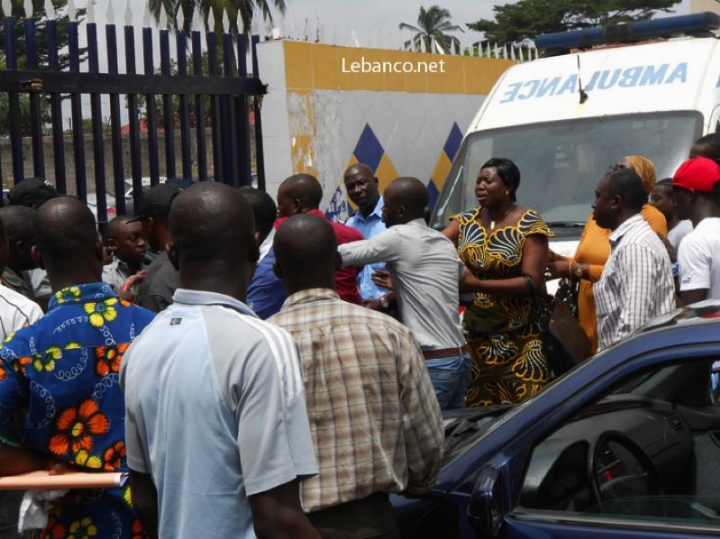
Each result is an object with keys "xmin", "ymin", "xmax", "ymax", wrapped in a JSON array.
[{"xmin": 0, "ymin": 132, "xmax": 719, "ymax": 538}]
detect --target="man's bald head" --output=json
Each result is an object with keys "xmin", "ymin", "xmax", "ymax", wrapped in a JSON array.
[
  {"xmin": 274, "ymin": 214, "xmax": 337, "ymax": 295},
  {"xmin": 108, "ymin": 215, "xmax": 134, "ymax": 238},
  {"xmin": 276, "ymin": 174, "xmax": 323, "ymax": 217},
  {"xmin": 169, "ymin": 183, "xmax": 257, "ymax": 296},
  {"xmin": 343, "ymin": 163, "xmax": 379, "ymax": 214},
  {"xmin": 33, "ymin": 197, "xmax": 103, "ymax": 282},
  {"xmin": 344, "ymin": 163, "xmax": 373, "ymax": 179},
  {"xmin": 382, "ymin": 177, "xmax": 428, "ymax": 227}
]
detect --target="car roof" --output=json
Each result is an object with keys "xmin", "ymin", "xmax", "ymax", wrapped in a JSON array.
[{"xmin": 639, "ymin": 300, "xmax": 720, "ymax": 335}]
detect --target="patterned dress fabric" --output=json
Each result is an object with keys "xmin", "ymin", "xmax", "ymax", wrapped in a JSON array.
[
  {"xmin": 452, "ymin": 208, "xmax": 553, "ymax": 407},
  {"xmin": 0, "ymin": 283, "xmax": 155, "ymax": 539}
]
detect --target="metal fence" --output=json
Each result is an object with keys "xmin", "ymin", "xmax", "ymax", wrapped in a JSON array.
[{"xmin": 0, "ymin": 3, "xmax": 266, "ymax": 227}]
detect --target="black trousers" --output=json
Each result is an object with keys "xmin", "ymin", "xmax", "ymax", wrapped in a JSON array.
[{"xmin": 307, "ymin": 492, "xmax": 401, "ymax": 539}]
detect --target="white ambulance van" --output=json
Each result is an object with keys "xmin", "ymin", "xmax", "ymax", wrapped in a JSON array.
[{"xmin": 430, "ymin": 12, "xmax": 720, "ymax": 257}]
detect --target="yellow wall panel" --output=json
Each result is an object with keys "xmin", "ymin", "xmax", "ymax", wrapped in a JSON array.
[
  {"xmin": 431, "ymin": 152, "xmax": 452, "ymax": 191},
  {"xmin": 375, "ymin": 153, "xmax": 400, "ymax": 193},
  {"xmin": 284, "ymin": 41, "xmax": 514, "ymax": 94}
]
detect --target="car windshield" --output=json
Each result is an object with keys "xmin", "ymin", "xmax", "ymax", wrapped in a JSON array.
[{"xmin": 430, "ymin": 112, "xmax": 702, "ymax": 235}]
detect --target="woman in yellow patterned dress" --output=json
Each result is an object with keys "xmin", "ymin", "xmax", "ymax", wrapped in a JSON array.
[{"xmin": 443, "ymin": 158, "xmax": 554, "ymax": 407}]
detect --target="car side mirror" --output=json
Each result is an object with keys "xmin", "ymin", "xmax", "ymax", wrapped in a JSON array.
[{"xmin": 468, "ymin": 465, "xmax": 504, "ymax": 538}]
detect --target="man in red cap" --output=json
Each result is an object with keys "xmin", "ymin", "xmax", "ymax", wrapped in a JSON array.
[{"xmin": 673, "ymin": 156, "xmax": 720, "ymax": 305}]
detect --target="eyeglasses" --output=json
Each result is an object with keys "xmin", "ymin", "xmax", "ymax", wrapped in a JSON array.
[{"xmin": 608, "ymin": 163, "xmax": 628, "ymax": 173}]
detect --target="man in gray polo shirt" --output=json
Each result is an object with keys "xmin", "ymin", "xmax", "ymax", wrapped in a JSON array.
[
  {"xmin": 120, "ymin": 183, "xmax": 319, "ymax": 539},
  {"xmin": 338, "ymin": 176, "xmax": 470, "ymax": 409}
]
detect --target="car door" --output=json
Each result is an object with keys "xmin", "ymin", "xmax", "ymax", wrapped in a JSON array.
[{"xmin": 500, "ymin": 351, "xmax": 720, "ymax": 539}]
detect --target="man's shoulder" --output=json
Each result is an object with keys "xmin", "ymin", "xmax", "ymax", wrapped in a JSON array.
[
  {"xmin": 273, "ymin": 297, "xmax": 412, "ymax": 336},
  {"xmin": 178, "ymin": 300, "xmax": 294, "ymax": 349},
  {"xmin": 0, "ymin": 284, "xmax": 43, "ymax": 317},
  {"xmin": 331, "ymin": 220, "xmax": 365, "ymax": 242}
]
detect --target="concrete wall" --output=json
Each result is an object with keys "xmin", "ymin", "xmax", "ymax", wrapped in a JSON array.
[{"xmin": 257, "ymin": 40, "xmax": 514, "ymax": 218}]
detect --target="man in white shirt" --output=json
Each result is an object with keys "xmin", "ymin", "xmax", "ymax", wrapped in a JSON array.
[
  {"xmin": 593, "ymin": 168, "xmax": 675, "ymax": 350},
  {"xmin": 672, "ymin": 157, "xmax": 720, "ymax": 305},
  {"xmin": 338, "ymin": 177, "xmax": 470, "ymax": 409},
  {"xmin": 121, "ymin": 183, "xmax": 319, "ymax": 539}
]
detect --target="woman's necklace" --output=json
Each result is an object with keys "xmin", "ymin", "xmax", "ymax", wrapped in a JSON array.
[{"xmin": 488, "ymin": 204, "xmax": 514, "ymax": 231}]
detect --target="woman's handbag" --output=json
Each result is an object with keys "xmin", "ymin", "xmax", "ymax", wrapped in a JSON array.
[{"xmin": 523, "ymin": 275, "xmax": 592, "ymax": 377}]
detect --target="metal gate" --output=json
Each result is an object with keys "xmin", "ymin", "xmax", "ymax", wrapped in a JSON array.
[{"xmin": 0, "ymin": 3, "xmax": 266, "ymax": 227}]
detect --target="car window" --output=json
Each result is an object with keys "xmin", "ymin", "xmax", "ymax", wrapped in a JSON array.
[{"xmin": 517, "ymin": 355, "xmax": 720, "ymax": 530}]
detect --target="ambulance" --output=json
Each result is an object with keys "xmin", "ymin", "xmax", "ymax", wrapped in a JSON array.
[{"xmin": 430, "ymin": 12, "xmax": 720, "ymax": 257}]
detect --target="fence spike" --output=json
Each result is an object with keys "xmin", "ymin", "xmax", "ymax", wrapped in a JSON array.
[
  {"xmin": 142, "ymin": 1, "xmax": 150, "ymax": 27},
  {"xmin": 87, "ymin": 0, "xmax": 94, "ymax": 23},
  {"xmin": 106, "ymin": 0, "xmax": 114, "ymax": 25},
  {"xmin": 23, "ymin": 0, "xmax": 32, "ymax": 17},
  {"xmin": 67, "ymin": 0, "xmax": 76, "ymax": 21},
  {"xmin": 250, "ymin": 9, "xmax": 260, "ymax": 36},
  {"xmin": 192, "ymin": 4, "xmax": 203, "ymax": 32},
  {"xmin": 177, "ymin": 6, "xmax": 185, "ymax": 32},
  {"xmin": 124, "ymin": 0, "xmax": 132, "ymax": 25},
  {"xmin": 1, "ymin": 0, "xmax": 10, "ymax": 18},
  {"xmin": 222, "ymin": 9, "xmax": 229, "ymax": 33},
  {"xmin": 44, "ymin": 0, "xmax": 55, "ymax": 19},
  {"xmin": 159, "ymin": 5, "xmax": 168, "ymax": 30},
  {"xmin": 207, "ymin": 8, "xmax": 214, "ymax": 32}
]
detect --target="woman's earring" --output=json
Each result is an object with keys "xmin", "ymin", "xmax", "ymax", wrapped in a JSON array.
[{"xmin": 505, "ymin": 191, "xmax": 510, "ymax": 196}]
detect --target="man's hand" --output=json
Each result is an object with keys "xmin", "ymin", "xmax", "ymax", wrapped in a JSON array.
[
  {"xmin": 371, "ymin": 269, "xmax": 393, "ymax": 290},
  {"xmin": 119, "ymin": 271, "xmax": 147, "ymax": 302}
]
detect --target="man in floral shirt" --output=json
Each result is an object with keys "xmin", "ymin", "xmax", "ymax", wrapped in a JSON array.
[{"xmin": 0, "ymin": 197, "xmax": 155, "ymax": 538}]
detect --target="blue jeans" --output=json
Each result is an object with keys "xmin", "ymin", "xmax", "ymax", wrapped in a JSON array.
[{"xmin": 425, "ymin": 353, "xmax": 472, "ymax": 410}]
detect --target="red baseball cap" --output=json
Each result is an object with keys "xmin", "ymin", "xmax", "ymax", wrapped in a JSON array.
[{"xmin": 672, "ymin": 157, "xmax": 720, "ymax": 192}]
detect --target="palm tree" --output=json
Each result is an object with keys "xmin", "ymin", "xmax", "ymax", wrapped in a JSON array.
[
  {"xmin": 399, "ymin": 5, "xmax": 463, "ymax": 54},
  {"xmin": 149, "ymin": 0, "xmax": 285, "ymax": 35}
]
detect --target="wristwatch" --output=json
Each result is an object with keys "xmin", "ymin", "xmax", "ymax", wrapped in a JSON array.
[
  {"xmin": 573, "ymin": 263, "xmax": 584, "ymax": 279},
  {"xmin": 380, "ymin": 295, "xmax": 390, "ymax": 309}
]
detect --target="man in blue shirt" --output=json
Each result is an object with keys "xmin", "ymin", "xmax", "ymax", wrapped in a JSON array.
[
  {"xmin": 344, "ymin": 164, "xmax": 390, "ymax": 309},
  {"xmin": 242, "ymin": 187, "xmax": 287, "ymax": 319},
  {"xmin": 0, "ymin": 197, "xmax": 155, "ymax": 538}
]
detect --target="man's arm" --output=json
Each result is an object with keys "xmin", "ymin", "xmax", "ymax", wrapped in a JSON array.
[
  {"xmin": 0, "ymin": 445, "xmax": 48, "ymax": 476},
  {"xmin": 616, "ymin": 246, "xmax": 670, "ymax": 340},
  {"xmin": 249, "ymin": 480, "xmax": 320, "ymax": 539},
  {"xmin": 677, "ymin": 234, "xmax": 710, "ymax": 307},
  {"xmin": 129, "ymin": 470, "xmax": 159, "ymax": 539},
  {"xmin": 337, "ymin": 228, "xmax": 401, "ymax": 267}
]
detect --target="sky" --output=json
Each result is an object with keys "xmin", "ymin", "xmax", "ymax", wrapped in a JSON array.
[{"xmin": 108, "ymin": 0, "xmax": 690, "ymax": 51}]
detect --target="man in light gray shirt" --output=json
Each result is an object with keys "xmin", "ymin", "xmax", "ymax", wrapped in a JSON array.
[{"xmin": 338, "ymin": 176, "xmax": 470, "ymax": 409}]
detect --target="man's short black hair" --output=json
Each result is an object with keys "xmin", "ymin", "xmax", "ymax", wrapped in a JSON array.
[
  {"xmin": 238, "ymin": 187, "xmax": 277, "ymax": 241},
  {"xmin": 607, "ymin": 169, "xmax": 648, "ymax": 212}
]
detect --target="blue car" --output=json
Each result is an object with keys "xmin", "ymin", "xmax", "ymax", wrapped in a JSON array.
[{"xmin": 393, "ymin": 302, "xmax": 720, "ymax": 538}]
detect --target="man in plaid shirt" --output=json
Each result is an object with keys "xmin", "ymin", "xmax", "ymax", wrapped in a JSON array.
[{"xmin": 270, "ymin": 214, "xmax": 443, "ymax": 539}]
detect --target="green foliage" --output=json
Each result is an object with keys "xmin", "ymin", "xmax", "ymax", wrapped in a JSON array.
[
  {"xmin": 399, "ymin": 5, "xmax": 463, "ymax": 54},
  {"xmin": 0, "ymin": 0, "xmax": 82, "ymax": 135},
  {"xmin": 148, "ymin": 0, "xmax": 285, "ymax": 35},
  {"xmin": 0, "ymin": 93, "xmax": 52, "ymax": 136},
  {"xmin": 0, "ymin": 0, "xmax": 87, "ymax": 70},
  {"xmin": 469, "ymin": 0, "xmax": 682, "ymax": 45}
]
